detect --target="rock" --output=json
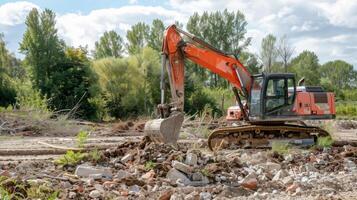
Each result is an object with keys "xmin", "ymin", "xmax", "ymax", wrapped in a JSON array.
[
  {"xmin": 89, "ymin": 173, "xmax": 110, "ymax": 180},
  {"xmin": 192, "ymin": 172, "xmax": 204, "ymax": 181},
  {"xmin": 141, "ymin": 170, "xmax": 155, "ymax": 180},
  {"xmin": 272, "ymin": 170, "xmax": 288, "ymax": 181},
  {"xmin": 284, "ymin": 154, "xmax": 294, "ymax": 162},
  {"xmin": 185, "ymin": 191, "xmax": 199, "ymax": 200},
  {"xmin": 199, "ymin": 192, "xmax": 212, "ymax": 200},
  {"xmin": 286, "ymin": 183, "xmax": 299, "ymax": 192},
  {"xmin": 68, "ymin": 191, "xmax": 76, "ymax": 199},
  {"xmin": 172, "ymin": 160, "xmax": 192, "ymax": 175},
  {"xmin": 0, "ymin": 170, "xmax": 10, "ymax": 177},
  {"xmin": 94, "ymin": 184, "xmax": 104, "ymax": 192},
  {"xmin": 115, "ymin": 170, "xmax": 131, "ymax": 179},
  {"xmin": 282, "ymin": 176, "xmax": 294, "ymax": 185},
  {"xmin": 240, "ymin": 177, "xmax": 258, "ymax": 190},
  {"xmin": 166, "ymin": 168, "xmax": 191, "ymax": 185},
  {"xmin": 159, "ymin": 190, "xmax": 173, "ymax": 200},
  {"xmin": 305, "ymin": 163, "xmax": 317, "ymax": 172},
  {"xmin": 75, "ymin": 164, "xmax": 112, "ymax": 178},
  {"xmin": 129, "ymin": 185, "xmax": 141, "ymax": 195},
  {"xmin": 103, "ymin": 181, "xmax": 116, "ymax": 188},
  {"xmin": 121, "ymin": 153, "xmax": 133, "ymax": 163},
  {"xmin": 185, "ymin": 153, "xmax": 198, "ymax": 166},
  {"xmin": 262, "ymin": 162, "xmax": 281, "ymax": 171},
  {"xmin": 190, "ymin": 176, "xmax": 210, "ymax": 186},
  {"xmin": 157, "ymin": 157, "xmax": 166, "ymax": 162},
  {"xmin": 89, "ymin": 190, "xmax": 101, "ymax": 198},
  {"xmin": 62, "ymin": 181, "xmax": 72, "ymax": 189},
  {"xmin": 170, "ymin": 193, "xmax": 184, "ymax": 200},
  {"xmin": 345, "ymin": 158, "xmax": 357, "ymax": 171}
]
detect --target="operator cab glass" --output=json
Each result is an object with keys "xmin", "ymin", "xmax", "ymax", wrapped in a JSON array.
[{"xmin": 248, "ymin": 73, "xmax": 296, "ymax": 120}]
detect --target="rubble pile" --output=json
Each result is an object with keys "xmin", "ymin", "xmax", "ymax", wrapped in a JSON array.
[{"xmin": 0, "ymin": 138, "xmax": 356, "ymax": 199}]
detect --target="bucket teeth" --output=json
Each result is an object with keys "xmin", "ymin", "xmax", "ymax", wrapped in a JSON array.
[{"xmin": 144, "ymin": 112, "xmax": 184, "ymax": 144}]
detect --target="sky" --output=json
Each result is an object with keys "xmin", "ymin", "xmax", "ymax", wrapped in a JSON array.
[{"xmin": 0, "ymin": 0, "xmax": 356, "ymax": 67}]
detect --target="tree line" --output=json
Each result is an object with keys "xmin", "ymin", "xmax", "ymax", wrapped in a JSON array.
[{"xmin": 0, "ymin": 8, "xmax": 356, "ymax": 120}]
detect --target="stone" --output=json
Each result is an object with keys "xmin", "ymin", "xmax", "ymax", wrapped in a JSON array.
[
  {"xmin": 68, "ymin": 191, "xmax": 76, "ymax": 199},
  {"xmin": 305, "ymin": 163, "xmax": 317, "ymax": 172},
  {"xmin": 284, "ymin": 154, "xmax": 294, "ymax": 162},
  {"xmin": 75, "ymin": 164, "xmax": 112, "ymax": 178},
  {"xmin": 190, "ymin": 176, "xmax": 210, "ymax": 186},
  {"xmin": 141, "ymin": 170, "xmax": 155, "ymax": 180},
  {"xmin": 172, "ymin": 160, "xmax": 192, "ymax": 175},
  {"xmin": 94, "ymin": 184, "xmax": 104, "ymax": 192},
  {"xmin": 282, "ymin": 176, "xmax": 294, "ymax": 185},
  {"xmin": 157, "ymin": 157, "xmax": 166, "ymax": 162},
  {"xmin": 89, "ymin": 190, "xmax": 101, "ymax": 198},
  {"xmin": 129, "ymin": 185, "xmax": 141, "ymax": 195},
  {"xmin": 286, "ymin": 183, "xmax": 299, "ymax": 192},
  {"xmin": 166, "ymin": 168, "xmax": 191, "ymax": 185},
  {"xmin": 262, "ymin": 162, "xmax": 281, "ymax": 171},
  {"xmin": 121, "ymin": 153, "xmax": 133, "ymax": 163},
  {"xmin": 240, "ymin": 177, "xmax": 258, "ymax": 190},
  {"xmin": 159, "ymin": 190, "xmax": 173, "ymax": 200},
  {"xmin": 272, "ymin": 170, "xmax": 289, "ymax": 181},
  {"xmin": 170, "ymin": 193, "xmax": 184, "ymax": 200},
  {"xmin": 62, "ymin": 181, "xmax": 72, "ymax": 189},
  {"xmin": 199, "ymin": 192, "xmax": 212, "ymax": 200},
  {"xmin": 192, "ymin": 172, "xmax": 204, "ymax": 181},
  {"xmin": 115, "ymin": 170, "xmax": 131, "ymax": 179},
  {"xmin": 89, "ymin": 173, "xmax": 109, "ymax": 180},
  {"xmin": 0, "ymin": 170, "xmax": 10, "ymax": 177},
  {"xmin": 185, "ymin": 153, "xmax": 198, "ymax": 166}
]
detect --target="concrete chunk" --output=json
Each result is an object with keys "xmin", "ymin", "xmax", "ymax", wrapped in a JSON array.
[
  {"xmin": 166, "ymin": 168, "xmax": 191, "ymax": 186},
  {"xmin": 75, "ymin": 164, "xmax": 112, "ymax": 178},
  {"xmin": 172, "ymin": 160, "xmax": 192, "ymax": 175}
]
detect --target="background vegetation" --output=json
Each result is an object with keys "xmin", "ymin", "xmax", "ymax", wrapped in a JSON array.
[{"xmin": 0, "ymin": 8, "xmax": 356, "ymax": 120}]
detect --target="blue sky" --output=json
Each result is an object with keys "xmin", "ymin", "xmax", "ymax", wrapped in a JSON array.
[{"xmin": 0, "ymin": 0, "xmax": 356, "ymax": 68}]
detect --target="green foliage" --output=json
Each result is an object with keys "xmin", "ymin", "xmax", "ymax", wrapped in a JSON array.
[
  {"xmin": 14, "ymin": 80, "xmax": 48, "ymax": 112},
  {"xmin": 27, "ymin": 184, "xmax": 58, "ymax": 200},
  {"xmin": 147, "ymin": 19, "xmax": 165, "ymax": 51},
  {"xmin": 92, "ymin": 47, "xmax": 160, "ymax": 118},
  {"xmin": 317, "ymin": 136, "xmax": 333, "ymax": 148},
  {"xmin": 88, "ymin": 149, "xmax": 101, "ymax": 162},
  {"xmin": 126, "ymin": 22, "xmax": 150, "ymax": 55},
  {"xmin": 290, "ymin": 50, "xmax": 320, "ymax": 86},
  {"xmin": 76, "ymin": 130, "xmax": 89, "ymax": 148},
  {"xmin": 260, "ymin": 34, "xmax": 277, "ymax": 72},
  {"xmin": 144, "ymin": 161, "xmax": 157, "ymax": 171},
  {"xmin": 54, "ymin": 150, "xmax": 85, "ymax": 166},
  {"xmin": 271, "ymin": 141, "xmax": 290, "ymax": 155},
  {"xmin": 336, "ymin": 102, "xmax": 357, "ymax": 117},
  {"xmin": 94, "ymin": 30, "xmax": 124, "ymax": 59}
]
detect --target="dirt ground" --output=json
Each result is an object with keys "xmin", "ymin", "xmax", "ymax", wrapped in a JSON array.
[{"xmin": 0, "ymin": 112, "xmax": 356, "ymax": 199}]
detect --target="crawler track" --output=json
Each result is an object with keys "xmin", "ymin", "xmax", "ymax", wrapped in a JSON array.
[{"xmin": 208, "ymin": 123, "xmax": 329, "ymax": 151}]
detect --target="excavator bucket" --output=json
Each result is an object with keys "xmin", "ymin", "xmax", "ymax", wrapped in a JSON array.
[{"xmin": 144, "ymin": 112, "xmax": 184, "ymax": 144}]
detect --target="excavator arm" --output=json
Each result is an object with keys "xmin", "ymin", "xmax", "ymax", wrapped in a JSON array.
[
  {"xmin": 145, "ymin": 25, "xmax": 252, "ymax": 144},
  {"xmin": 162, "ymin": 25, "xmax": 252, "ymax": 114}
]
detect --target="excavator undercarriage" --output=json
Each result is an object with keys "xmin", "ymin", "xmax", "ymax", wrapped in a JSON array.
[{"xmin": 207, "ymin": 122, "xmax": 329, "ymax": 151}]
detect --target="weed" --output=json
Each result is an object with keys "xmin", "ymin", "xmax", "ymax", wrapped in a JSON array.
[
  {"xmin": 88, "ymin": 149, "xmax": 101, "ymax": 162},
  {"xmin": 317, "ymin": 136, "xmax": 333, "ymax": 148},
  {"xmin": 27, "ymin": 184, "xmax": 59, "ymax": 200},
  {"xmin": 55, "ymin": 150, "xmax": 85, "ymax": 166},
  {"xmin": 200, "ymin": 168, "xmax": 211, "ymax": 177},
  {"xmin": 271, "ymin": 141, "xmax": 290, "ymax": 155},
  {"xmin": 76, "ymin": 130, "xmax": 89, "ymax": 148},
  {"xmin": 144, "ymin": 161, "xmax": 156, "ymax": 171}
]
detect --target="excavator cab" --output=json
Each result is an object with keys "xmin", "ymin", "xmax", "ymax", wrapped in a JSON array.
[{"xmin": 248, "ymin": 73, "xmax": 296, "ymax": 121}]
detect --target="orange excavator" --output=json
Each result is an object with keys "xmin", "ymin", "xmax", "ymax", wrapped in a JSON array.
[{"xmin": 144, "ymin": 25, "xmax": 335, "ymax": 150}]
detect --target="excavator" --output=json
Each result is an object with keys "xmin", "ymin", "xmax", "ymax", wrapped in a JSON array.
[{"xmin": 144, "ymin": 25, "xmax": 336, "ymax": 151}]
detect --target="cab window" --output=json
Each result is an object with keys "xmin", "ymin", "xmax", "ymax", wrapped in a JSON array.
[{"xmin": 265, "ymin": 78, "xmax": 286, "ymax": 112}]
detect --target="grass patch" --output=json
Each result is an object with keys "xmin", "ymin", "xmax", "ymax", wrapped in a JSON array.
[
  {"xmin": 76, "ymin": 130, "xmax": 89, "ymax": 148},
  {"xmin": 144, "ymin": 161, "xmax": 156, "ymax": 171},
  {"xmin": 54, "ymin": 150, "xmax": 85, "ymax": 166},
  {"xmin": 317, "ymin": 136, "xmax": 333, "ymax": 148},
  {"xmin": 271, "ymin": 141, "xmax": 290, "ymax": 155}
]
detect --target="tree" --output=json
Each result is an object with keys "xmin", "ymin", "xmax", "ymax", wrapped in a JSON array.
[
  {"xmin": 0, "ymin": 33, "xmax": 16, "ymax": 106},
  {"xmin": 260, "ymin": 34, "xmax": 277, "ymax": 72},
  {"xmin": 277, "ymin": 35, "xmax": 294, "ymax": 72},
  {"xmin": 147, "ymin": 19, "xmax": 165, "ymax": 52},
  {"xmin": 319, "ymin": 60, "xmax": 357, "ymax": 94},
  {"xmin": 290, "ymin": 50, "xmax": 320, "ymax": 86},
  {"xmin": 126, "ymin": 22, "xmax": 150, "ymax": 55},
  {"xmin": 94, "ymin": 30, "xmax": 124, "ymax": 59},
  {"xmin": 239, "ymin": 52, "xmax": 262, "ymax": 74},
  {"xmin": 20, "ymin": 8, "xmax": 65, "ymax": 92}
]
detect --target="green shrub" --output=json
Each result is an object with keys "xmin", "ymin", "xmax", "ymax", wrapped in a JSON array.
[
  {"xmin": 336, "ymin": 102, "xmax": 357, "ymax": 117},
  {"xmin": 54, "ymin": 150, "xmax": 85, "ymax": 166},
  {"xmin": 271, "ymin": 141, "xmax": 290, "ymax": 154},
  {"xmin": 317, "ymin": 136, "xmax": 333, "ymax": 148},
  {"xmin": 14, "ymin": 80, "xmax": 48, "ymax": 112}
]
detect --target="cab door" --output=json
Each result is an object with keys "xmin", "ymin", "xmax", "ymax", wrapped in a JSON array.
[{"xmin": 262, "ymin": 75, "xmax": 296, "ymax": 118}]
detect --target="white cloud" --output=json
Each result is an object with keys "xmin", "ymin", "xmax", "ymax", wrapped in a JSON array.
[
  {"xmin": 129, "ymin": 0, "xmax": 138, "ymax": 4},
  {"xmin": 56, "ymin": 5, "xmax": 184, "ymax": 49},
  {"xmin": 0, "ymin": 1, "xmax": 38, "ymax": 26}
]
